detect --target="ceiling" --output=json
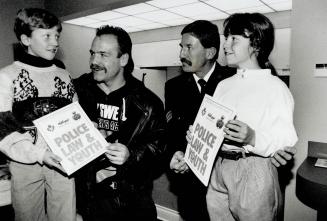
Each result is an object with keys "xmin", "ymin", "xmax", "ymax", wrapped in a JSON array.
[{"xmin": 63, "ymin": 0, "xmax": 292, "ymax": 33}]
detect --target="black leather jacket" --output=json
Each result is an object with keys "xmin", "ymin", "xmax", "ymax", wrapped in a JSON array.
[{"xmin": 73, "ymin": 73, "xmax": 166, "ymax": 212}]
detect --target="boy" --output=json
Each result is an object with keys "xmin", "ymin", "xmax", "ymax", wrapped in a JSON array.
[{"xmin": 0, "ymin": 8, "xmax": 77, "ymax": 221}]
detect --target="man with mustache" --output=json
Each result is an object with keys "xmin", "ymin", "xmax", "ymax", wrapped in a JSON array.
[
  {"xmin": 165, "ymin": 19, "xmax": 232, "ymax": 221},
  {"xmin": 73, "ymin": 25, "xmax": 165, "ymax": 221},
  {"xmin": 165, "ymin": 20, "xmax": 296, "ymax": 221}
]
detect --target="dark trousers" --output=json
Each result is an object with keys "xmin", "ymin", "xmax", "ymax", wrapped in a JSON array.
[
  {"xmin": 80, "ymin": 178, "xmax": 157, "ymax": 221},
  {"xmin": 169, "ymin": 172, "xmax": 210, "ymax": 221}
]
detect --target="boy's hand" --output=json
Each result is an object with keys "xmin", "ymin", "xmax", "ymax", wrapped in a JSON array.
[
  {"xmin": 271, "ymin": 146, "xmax": 296, "ymax": 167},
  {"xmin": 43, "ymin": 150, "xmax": 65, "ymax": 172},
  {"xmin": 170, "ymin": 151, "xmax": 189, "ymax": 174}
]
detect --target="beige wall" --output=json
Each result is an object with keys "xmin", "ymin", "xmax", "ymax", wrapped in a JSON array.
[
  {"xmin": 286, "ymin": 0, "xmax": 327, "ymax": 220},
  {"xmin": 0, "ymin": 0, "xmax": 44, "ymax": 68},
  {"xmin": 57, "ymin": 23, "xmax": 95, "ymax": 78}
]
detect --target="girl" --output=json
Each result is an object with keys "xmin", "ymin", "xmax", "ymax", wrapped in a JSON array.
[{"xmin": 206, "ymin": 13, "xmax": 297, "ymax": 221}]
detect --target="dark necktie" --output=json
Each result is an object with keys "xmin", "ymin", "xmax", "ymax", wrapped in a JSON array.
[{"xmin": 198, "ymin": 79, "xmax": 207, "ymax": 97}]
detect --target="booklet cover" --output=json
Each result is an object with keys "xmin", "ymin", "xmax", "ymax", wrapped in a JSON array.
[
  {"xmin": 184, "ymin": 95, "xmax": 235, "ymax": 186},
  {"xmin": 33, "ymin": 102, "xmax": 108, "ymax": 175},
  {"xmin": 315, "ymin": 158, "xmax": 327, "ymax": 168}
]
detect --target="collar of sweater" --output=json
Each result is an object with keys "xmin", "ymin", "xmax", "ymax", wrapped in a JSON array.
[{"xmin": 17, "ymin": 51, "xmax": 54, "ymax": 68}]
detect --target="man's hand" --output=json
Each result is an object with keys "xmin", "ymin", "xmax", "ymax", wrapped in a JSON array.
[
  {"xmin": 105, "ymin": 141, "xmax": 130, "ymax": 165},
  {"xmin": 170, "ymin": 151, "xmax": 189, "ymax": 174},
  {"xmin": 271, "ymin": 146, "xmax": 296, "ymax": 167},
  {"xmin": 43, "ymin": 150, "xmax": 65, "ymax": 172},
  {"xmin": 186, "ymin": 125, "xmax": 193, "ymax": 144}
]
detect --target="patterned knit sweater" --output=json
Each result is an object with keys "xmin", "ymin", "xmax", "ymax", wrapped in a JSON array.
[{"xmin": 0, "ymin": 60, "xmax": 76, "ymax": 164}]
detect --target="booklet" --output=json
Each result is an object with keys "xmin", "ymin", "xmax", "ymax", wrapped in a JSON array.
[
  {"xmin": 33, "ymin": 102, "xmax": 108, "ymax": 175},
  {"xmin": 184, "ymin": 94, "xmax": 235, "ymax": 186},
  {"xmin": 315, "ymin": 158, "xmax": 327, "ymax": 168}
]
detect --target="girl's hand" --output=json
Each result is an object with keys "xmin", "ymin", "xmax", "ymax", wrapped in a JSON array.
[{"xmin": 223, "ymin": 119, "xmax": 255, "ymax": 146}]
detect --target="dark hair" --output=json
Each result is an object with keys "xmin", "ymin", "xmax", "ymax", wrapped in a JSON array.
[
  {"xmin": 223, "ymin": 13, "xmax": 277, "ymax": 75},
  {"xmin": 96, "ymin": 25, "xmax": 134, "ymax": 79},
  {"xmin": 14, "ymin": 8, "xmax": 62, "ymax": 41},
  {"xmin": 181, "ymin": 20, "xmax": 220, "ymax": 61}
]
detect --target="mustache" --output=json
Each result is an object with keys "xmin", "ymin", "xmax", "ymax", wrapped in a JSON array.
[
  {"xmin": 90, "ymin": 64, "xmax": 106, "ymax": 72},
  {"xmin": 180, "ymin": 58, "xmax": 192, "ymax": 66}
]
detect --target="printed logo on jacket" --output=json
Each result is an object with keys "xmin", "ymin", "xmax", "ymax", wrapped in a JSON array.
[{"xmin": 97, "ymin": 103, "xmax": 120, "ymax": 131}]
